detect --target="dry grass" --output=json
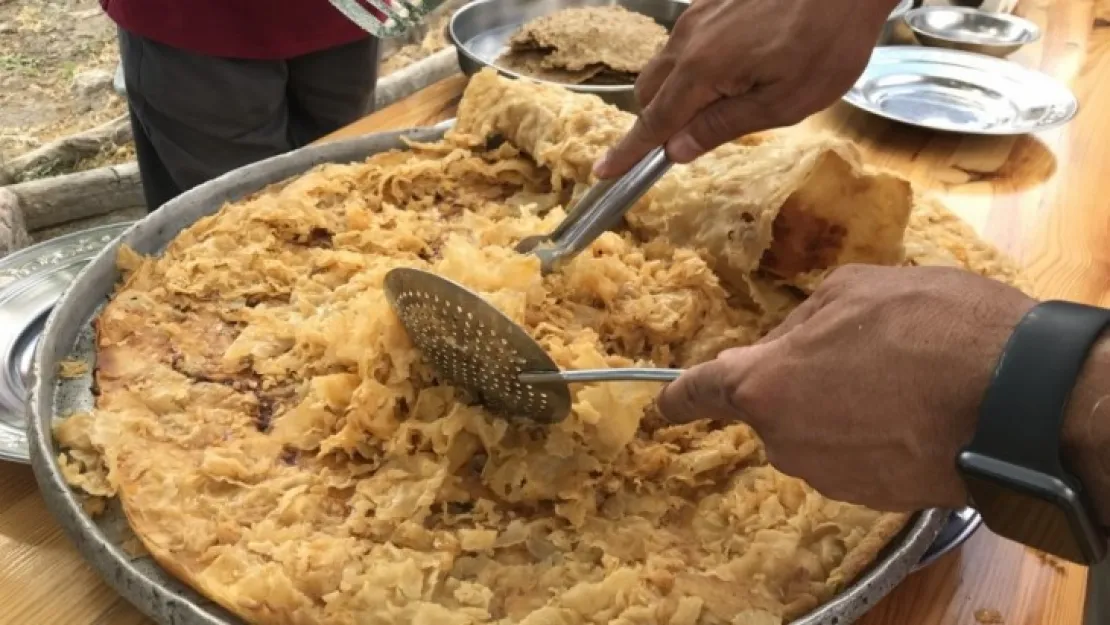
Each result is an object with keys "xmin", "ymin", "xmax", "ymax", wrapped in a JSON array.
[{"xmin": 0, "ymin": 0, "xmax": 128, "ymax": 178}]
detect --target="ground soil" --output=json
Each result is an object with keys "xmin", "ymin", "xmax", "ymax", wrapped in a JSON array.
[
  {"xmin": 0, "ymin": 0, "xmax": 461, "ymax": 242},
  {"xmin": 0, "ymin": 0, "xmax": 457, "ymax": 185},
  {"xmin": 0, "ymin": 0, "xmax": 131, "ymax": 177}
]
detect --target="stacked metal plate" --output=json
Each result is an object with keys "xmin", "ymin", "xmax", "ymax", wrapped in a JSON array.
[
  {"xmin": 846, "ymin": 3, "xmax": 1077, "ymax": 133},
  {"xmin": 0, "ymin": 222, "xmax": 132, "ymax": 463}
]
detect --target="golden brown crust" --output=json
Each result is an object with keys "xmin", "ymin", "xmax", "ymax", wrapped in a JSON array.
[
  {"xmin": 55, "ymin": 70, "xmax": 1027, "ymax": 625},
  {"xmin": 451, "ymin": 70, "xmax": 914, "ymax": 304},
  {"xmin": 827, "ymin": 512, "xmax": 912, "ymax": 591},
  {"xmin": 506, "ymin": 6, "xmax": 668, "ymax": 76}
]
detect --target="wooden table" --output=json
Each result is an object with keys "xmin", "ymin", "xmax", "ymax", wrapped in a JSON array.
[{"xmin": 1, "ymin": 0, "xmax": 1106, "ymax": 623}]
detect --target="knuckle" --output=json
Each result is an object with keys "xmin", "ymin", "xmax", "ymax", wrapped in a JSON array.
[
  {"xmin": 696, "ymin": 107, "xmax": 739, "ymax": 144},
  {"xmin": 715, "ymin": 73, "xmax": 753, "ymax": 99},
  {"xmin": 658, "ymin": 378, "xmax": 703, "ymax": 422},
  {"xmin": 636, "ymin": 108, "xmax": 671, "ymax": 143}
]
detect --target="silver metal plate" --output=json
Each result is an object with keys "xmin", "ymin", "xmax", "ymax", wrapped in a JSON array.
[
  {"xmin": 448, "ymin": 0, "xmax": 690, "ymax": 111},
  {"xmin": 27, "ymin": 127, "xmax": 952, "ymax": 625},
  {"xmin": 843, "ymin": 46, "xmax": 1078, "ymax": 134},
  {"xmin": 0, "ymin": 222, "xmax": 131, "ymax": 463}
]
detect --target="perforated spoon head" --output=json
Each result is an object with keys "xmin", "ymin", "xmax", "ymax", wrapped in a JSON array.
[{"xmin": 383, "ymin": 267, "xmax": 572, "ymax": 424}]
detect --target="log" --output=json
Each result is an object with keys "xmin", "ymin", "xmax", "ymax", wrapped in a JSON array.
[
  {"xmin": 373, "ymin": 48, "xmax": 461, "ymax": 112},
  {"xmin": 5, "ymin": 162, "xmax": 144, "ymax": 231},
  {"xmin": 0, "ymin": 115, "xmax": 132, "ymax": 184},
  {"xmin": 0, "ymin": 51, "xmax": 456, "ymax": 238},
  {"xmin": 0, "ymin": 188, "xmax": 32, "ymax": 258}
]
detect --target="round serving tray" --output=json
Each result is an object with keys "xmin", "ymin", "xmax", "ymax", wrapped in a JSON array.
[
  {"xmin": 0, "ymin": 222, "xmax": 133, "ymax": 464},
  {"xmin": 449, "ymin": 0, "xmax": 690, "ymax": 113},
  {"xmin": 28, "ymin": 125, "xmax": 955, "ymax": 625},
  {"xmin": 843, "ymin": 46, "xmax": 1078, "ymax": 135}
]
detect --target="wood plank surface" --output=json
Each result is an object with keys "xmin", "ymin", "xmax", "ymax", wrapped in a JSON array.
[{"xmin": 1, "ymin": 0, "xmax": 1105, "ymax": 623}]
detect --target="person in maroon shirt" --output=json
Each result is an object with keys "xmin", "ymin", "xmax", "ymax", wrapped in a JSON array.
[{"xmin": 100, "ymin": 0, "xmax": 380, "ymax": 211}]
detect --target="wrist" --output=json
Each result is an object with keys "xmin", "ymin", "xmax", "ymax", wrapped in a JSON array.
[
  {"xmin": 1062, "ymin": 334, "xmax": 1110, "ymax": 527},
  {"xmin": 958, "ymin": 299, "xmax": 1110, "ymax": 564}
]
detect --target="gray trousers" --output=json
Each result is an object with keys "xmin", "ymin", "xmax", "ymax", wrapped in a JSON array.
[
  {"xmin": 1087, "ymin": 557, "xmax": 1109, "ymax": 625},
  {"xmin": 117, "ymin": 28, "xmax": 379, "ymax": 211}
]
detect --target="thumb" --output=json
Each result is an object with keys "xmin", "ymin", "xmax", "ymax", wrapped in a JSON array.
[
  {"xmin": 658, "ymin": 341, "xmax": 774, "ymax": 424},
  {"xmin": 593, "ymin": 71, "xmax": 711, "ymax": 179}
]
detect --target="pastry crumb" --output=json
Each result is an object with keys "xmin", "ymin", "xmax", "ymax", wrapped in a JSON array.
[
  {"xmin": 57, "ymin": 359, "xmax": 89, "ymax": 378},
  {"xmin": 1034, "ymin": 550, "xmax": 1068, "ymax": 573},
  {"xmin": 974, "ymin": 608, "xmax": 1004, "ymax": 624}
]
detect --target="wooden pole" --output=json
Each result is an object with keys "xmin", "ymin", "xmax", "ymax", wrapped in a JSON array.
[
  {"xmin": 4, "ymin": 162, "xmax": 144, "ymax": 231},
  {"xmin": 0, "ymin": 115, "xmax": 131, "ymax": 185}
]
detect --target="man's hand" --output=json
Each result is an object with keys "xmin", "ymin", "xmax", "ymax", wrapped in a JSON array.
[
  {"xmin": 594, "ymin": 0, "xmax": 897, "ymax": 178},
  {"xmin": 658, "ymin": 265, "xmax": 1037, "ymax": 512}
]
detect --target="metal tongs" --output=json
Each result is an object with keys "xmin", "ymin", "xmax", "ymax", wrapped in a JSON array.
[{"xmin": 515, "ymin": 146, "xmax": 672, "ymax": 274}]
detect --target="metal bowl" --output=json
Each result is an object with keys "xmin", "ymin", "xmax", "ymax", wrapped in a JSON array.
[
  {"xmin": 878, "ymin": 0, "xmax": 916, "ymax": 46},
  {"xmin": 27, "ymin": 121, "xmax": 947, "ymax": 625},
  {"xmin": 448, "ymin": 0, "xmax": 690, "ymax": 113},
  {"xmin": 904, "ymin": 6, "xmax": 1040, "ymax": 57}
]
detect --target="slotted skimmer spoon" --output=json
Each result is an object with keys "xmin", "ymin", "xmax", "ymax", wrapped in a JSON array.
[
  {"xmin": 516, "ymin": 146, "xmax": 672, "ymax": 274},
  {"xmin": 384, "ymin": 267, "xmax": 683, "ymax": 424},
  {"xmin": 329, "ymin": 0, "xmax": 434, "ymax": 38}
]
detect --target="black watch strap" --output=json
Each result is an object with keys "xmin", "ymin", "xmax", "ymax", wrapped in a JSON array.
[{"xmin": 959, "ymin": 300, "xmax": 1110, "ymax": 565}]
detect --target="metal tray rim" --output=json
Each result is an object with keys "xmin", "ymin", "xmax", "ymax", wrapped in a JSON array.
[
  {"xmin": 29, "ymin": 124, "xmax": 945, "ymax": 625},
  {"xmin": 842, "ymin": 45, "xmax": 1079, "ymax": 135}
]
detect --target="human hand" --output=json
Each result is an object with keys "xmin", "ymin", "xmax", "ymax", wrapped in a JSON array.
[
  {"xmin": 593, "ymin": 0, "xmax": 897, "ymax": 178},
  {"xmin": 658, "ymin": 265, "xmax": 1037, "ymax": 512}
]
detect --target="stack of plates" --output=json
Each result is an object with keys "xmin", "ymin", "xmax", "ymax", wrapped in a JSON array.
[{"xmin": 845, "ymin": 6, "xmax": 1077, "ymax": 134}]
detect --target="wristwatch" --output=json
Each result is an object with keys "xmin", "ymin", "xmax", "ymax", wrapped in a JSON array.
[{"xmin": 957, "ymin": 300, "xmax": 1110, "ymax": 565}]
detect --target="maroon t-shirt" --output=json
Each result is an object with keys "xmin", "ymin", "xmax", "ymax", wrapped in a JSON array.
[{"xmin": 100, "ymin": 0, "xmax": 373, "ymax": 60}]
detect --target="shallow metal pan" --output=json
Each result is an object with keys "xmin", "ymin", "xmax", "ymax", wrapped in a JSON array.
[
  {"xmin": 448, "ymin": 0, "xmax": 690, "ymax": 113},
  {"xmin": 28, "ymin": 122, "xmax": 946, "ymax": 625}
]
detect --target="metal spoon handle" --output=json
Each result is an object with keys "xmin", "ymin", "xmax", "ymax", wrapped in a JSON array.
[
  {"xmin": 519, "ymin": 368, "xmax": 683, "ymax": 384},
  {"xmin": 534, "ymin": 147, "xmax": 672, "ymax": 272}
]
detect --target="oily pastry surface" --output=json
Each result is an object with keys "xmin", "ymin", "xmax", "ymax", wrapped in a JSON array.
[
  {"xmin": 499, "ymin": 6, "xmax": 668, "ymax": 84},
  {"xmin": 496, "ymin": 49, "xmax": 605, "ymax": 85},
  {"xmin": 57, "ymin": 69, "xmax": 1028, "ymax": 625}
]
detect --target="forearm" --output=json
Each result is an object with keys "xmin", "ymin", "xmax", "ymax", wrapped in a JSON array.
[{"xmin": 1062, "ymin": 335, "xmax": 1110, "ymax": 527}]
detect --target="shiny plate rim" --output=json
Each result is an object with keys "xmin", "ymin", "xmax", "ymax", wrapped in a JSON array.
[
  {"xmin": 842, "ymin": 46, "xmax": 1079, "ymax": 135},
  {"xmin": 0, "ymin": 221, "xmax": 133, "ymax": 464}
]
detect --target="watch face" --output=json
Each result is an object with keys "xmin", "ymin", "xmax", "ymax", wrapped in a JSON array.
[{"xmin": 960, "ymin": 462, "xmax": 1104, "ymax": 565}]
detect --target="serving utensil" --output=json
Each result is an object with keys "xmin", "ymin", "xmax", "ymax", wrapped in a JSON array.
[
  {"xmin": 383, "ymin": 267, "xmax": 681, "ymax": 424},
  {"xmin": 516, "ymin": 146, "xmax": 671, "ymax": 275},
  {"xmin": 328, "ymin": 0, "xmax": 438, "ymax": 38}
]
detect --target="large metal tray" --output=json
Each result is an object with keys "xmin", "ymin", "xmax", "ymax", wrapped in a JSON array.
[{"xmin": 28, "ymin": 124, "xmax": 947, "ymax": 625}]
